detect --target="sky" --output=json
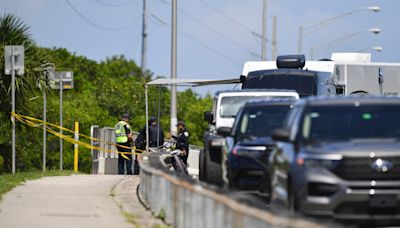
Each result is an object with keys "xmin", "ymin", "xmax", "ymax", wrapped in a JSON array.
[{"xmin": 2, "ymin": 0, "xmax": 400, "ymax": 96}]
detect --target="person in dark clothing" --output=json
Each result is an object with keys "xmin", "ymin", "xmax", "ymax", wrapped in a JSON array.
[
  {"xmin": 172, "ymin": 120, "xmax": 190, "ymax": 166},
  {"xmin": 136, "ymin": 116, "xmax": 165, "ymax": 149},
  {"xmin": 115, "ymin": 113, "xmax": 133, "ymax": 175}
]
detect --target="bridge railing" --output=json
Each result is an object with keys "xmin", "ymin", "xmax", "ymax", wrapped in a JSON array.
[{"xmin": 137, "ymin": 150, "xmax": 325, "ymax": 228}]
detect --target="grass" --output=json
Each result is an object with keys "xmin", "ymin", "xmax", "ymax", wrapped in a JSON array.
[
  {"xmin": 122, "ymin": 212, "xmax": 141, "ymax": 228},
  {"xmin": 0, "ymin": 170, "xmax": 75, "ymax": 200}
]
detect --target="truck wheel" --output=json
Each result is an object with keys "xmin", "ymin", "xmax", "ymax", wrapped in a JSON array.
[
  {"xmin": 204, "ymin": 149, "xmax": 223, "ymax": 186},
  {"xmin": 199, "ymin": 149, "xmax": 205, "ymax": 180}
]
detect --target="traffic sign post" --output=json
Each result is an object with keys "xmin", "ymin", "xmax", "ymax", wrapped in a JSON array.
[
  {"xmin": 48, "ymin": 71, "xmax": 73, "ymax": 171},
  {"xmin": 37, "ymin": 67, "xmax": 54, "ymax": 173},
  {"xmin": 4, "ymin": 45, "xmax": 25, "ymax": 175}
]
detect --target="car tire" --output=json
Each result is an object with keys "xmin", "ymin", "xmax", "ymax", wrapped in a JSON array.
[
  {"xmin": 199, "ymin": 149, "xmax": 205, "ymax": 180},
  {"xmin": 204, "ymin": 149, "xmax": 223, "ymax": 186}
]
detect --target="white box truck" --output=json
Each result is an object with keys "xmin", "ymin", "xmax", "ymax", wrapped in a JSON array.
[{"xmin": 241, "ymin": 53, "xmax": 400, "ymax": 96}]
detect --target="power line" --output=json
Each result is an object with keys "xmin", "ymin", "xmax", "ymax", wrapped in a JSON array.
[
  {"xmin": 198, "ymin": 0, "xmax": 271, "ymax": 42},
  {"xmin": 93, "ymin": 0, "xmax": 135, "ymax": 7},
  {"xmin": 150, "ymin": 13, "xmax": 241, "ymax": 66},
  {"xmin": 198, "ymin": 0, "xmax": 258, "ymax": 36},
  {"xmin": 65, "ymin": 0, "xmax": 135, "ymax": 31},
  {"xmin": 154, "ymin": 0, "xmax": 260, "ymax": 58}
]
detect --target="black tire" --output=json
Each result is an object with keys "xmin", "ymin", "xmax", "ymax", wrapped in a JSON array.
[
  {"xmin": 199, "ymin": 149, "xmax": 205, "ymax": 180},
  {"xmin": 204, "ymin": 149, "xmax": 223, "ymax": 186}
]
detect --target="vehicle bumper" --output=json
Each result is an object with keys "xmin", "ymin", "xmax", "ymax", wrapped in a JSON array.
[
  {"xmin": 294, "ymin": 168, "xmax": 400, "ymax": 220},
  {"xmin": 227, "ymin": 154, "xmax": 270, "ymax": 193}
]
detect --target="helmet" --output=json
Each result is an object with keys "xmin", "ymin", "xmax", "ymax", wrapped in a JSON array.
[
  {"xmin": 149, "ymin": 116, "xmax": 157, "ymax": 124},
  {"xmin": 176, "ymin": 120, "xmax": 185, "ymax": 127},
  {"xmin": 122, "ymin": 113, "xmax": 130, "ymax": 120}
]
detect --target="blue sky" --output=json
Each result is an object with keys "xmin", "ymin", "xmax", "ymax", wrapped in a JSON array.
[{"xmin": 3, "ymin": 0, "xmax": 399, "ymax": 95}]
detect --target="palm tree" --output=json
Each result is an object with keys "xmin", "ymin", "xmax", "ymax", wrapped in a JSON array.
[{"xmin": 0, "ymin": 13, "xmax": 50, "ymax": 172}]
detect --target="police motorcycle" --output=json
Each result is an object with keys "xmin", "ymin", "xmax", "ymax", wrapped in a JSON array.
[{"xmin": 159, "ymin": 141, "xmax": 189, "ymax": 176}]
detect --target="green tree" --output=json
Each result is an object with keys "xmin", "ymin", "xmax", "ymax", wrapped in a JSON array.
[{"xmin": 0, "ymin": 14, "xmax": 50, "ymax": 173}]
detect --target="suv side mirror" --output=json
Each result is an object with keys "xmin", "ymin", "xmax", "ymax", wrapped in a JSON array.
[
  {"xmin": 272, "ymin": 128, "xmax": 291, "ymax": 142},
  {"xmin": 204, "ymin": 111, "xmax": 213, "ymax": 123},
  {"xmin": 217, "ymin": 127, "xmax": 232, "ymax": 137}
]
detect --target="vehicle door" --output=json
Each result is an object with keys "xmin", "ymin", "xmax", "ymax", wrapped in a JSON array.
[{"xmin": 270, "ymin": 105, "xmax": 303, "ymax": 201}]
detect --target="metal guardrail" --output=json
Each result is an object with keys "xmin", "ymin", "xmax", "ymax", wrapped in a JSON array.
[{"xmin": 138, "ymin": 151, "xmax": 325, "ymax": 228}]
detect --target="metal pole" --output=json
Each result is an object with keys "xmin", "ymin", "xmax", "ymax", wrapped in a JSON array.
[
  {"xmin": 170, "ymin": 0, "xmax": 178, "ymax": 135},
  {"xmin": 261, "ymin": 0, "xmax": 267, "ymax": 61},
  {"xmin": 298, "ymin": 25, "xmax": 303, "ymax": 54},
  {"xmin": 157, "ymin": 87, "xmax": 161, "ymax": 147},
  {"xmin": 141, "ymin": 0, "xmax": 147, "ymax": 72},
  {"xmin": 59, "ymin": 76, "xmax": 63, "ymax": 171},
  {"xmin": 145, "ymin": 85, "xmax": 149, "ymax": 152},
  {"xmin": 43, "ymin": 87, "xmax": 46, "ymax": 172},
  {"xmin": 272, "ymin": 15, "xmax": 277, "ymax": 60},
  {"xmin": 11, "ymin": 51, "xmax": 16, "ymax": 175}
]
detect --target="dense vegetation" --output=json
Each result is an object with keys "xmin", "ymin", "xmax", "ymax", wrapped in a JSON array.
[{"xmin": 0, "ymin": 14, "xmax": 212, "ymax": 174}]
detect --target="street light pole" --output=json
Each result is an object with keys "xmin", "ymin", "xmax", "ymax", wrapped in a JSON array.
[
  {"xmin": 310, "ymin": 28, "xmax": 381, "ymax": 60},
  {"xmin": 297, "ymin": 6, "xmax": 381, "ymax": 54}
]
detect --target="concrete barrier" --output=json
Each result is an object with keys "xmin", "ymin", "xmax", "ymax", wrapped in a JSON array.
[{"xmin": 138, "ymin": 152, "xmax": 326, "ymax": 228}]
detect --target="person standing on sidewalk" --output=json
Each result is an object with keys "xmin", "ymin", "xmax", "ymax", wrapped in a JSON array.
[
  {"xmin": 115, "ymin": 113, "xmax": 133, "ymax": 175},
  {"xmin": 136, "ymin": 116, "xmax": 165, "ymax": 148},
  {"xmin": 171, "ymin": 120, "xmax": 190, "ymax": 166}
]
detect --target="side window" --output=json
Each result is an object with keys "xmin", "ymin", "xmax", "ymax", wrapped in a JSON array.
[
  {"xmin": 212, "ymin": 97, "xmax": 218, "ymax": 122},
  {"xmin": 231, "ymin": 107, "xmax": 243, "ymax": 136},
  {"xmin": 284, "ymin": 106, "xmax": 300, "ymax": 130},
  {"xmin": 289, "ymin": 107, "xmax": 303, "ymax": 141}
]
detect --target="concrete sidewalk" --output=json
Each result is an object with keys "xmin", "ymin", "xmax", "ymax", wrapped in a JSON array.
[{"xmin": 0, "ymin": 175, "xmax": 165, "ymax": 228}]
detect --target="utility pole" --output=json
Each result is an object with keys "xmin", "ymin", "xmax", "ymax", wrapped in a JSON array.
[
  {"xmin": 261, "ymin": 0, "xmax": 268, "ymax": 60},
  {"xmin": 297, "ymin": 25, "xmax": 303, "ymax": 54},
  {"xmin": 170, "ymin": 0, "xmax": 177, "ymax": 135},
  {"xmin": 141, "ymin": 0, "xmax": 147, "ymax": 72},
  {"xmin": 272, "ymin": 15, "xmax": 277, "ymax": 60}
]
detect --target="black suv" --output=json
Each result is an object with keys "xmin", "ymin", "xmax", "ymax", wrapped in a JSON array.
[
  {"xmin": 220, "ymin": 100, "xmax": 294, "ymax": 195},
  {"xmin": 270, "ymin": 96, "xmax": 400, "ymax": 220}
]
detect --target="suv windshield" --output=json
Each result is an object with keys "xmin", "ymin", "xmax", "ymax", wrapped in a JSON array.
[
  {"xmin": 237, "ymin": 105, "xmax": 291, "ymax": 140},
  {"xmin": 220, "ymin": 96, "xmax": 294, "ymax": 117},
  {"xmin": 302, "ymin": 104, "xmax": 400, "ymax": 142}
]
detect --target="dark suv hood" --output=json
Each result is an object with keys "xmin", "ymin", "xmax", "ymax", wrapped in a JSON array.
[
  {"xmin": 236, "ymin": 137, "xmax": 275, "ymax": 147},
  {"xmin": 305, "ymin": 140, "xmax": 400, "ymax": 157}
]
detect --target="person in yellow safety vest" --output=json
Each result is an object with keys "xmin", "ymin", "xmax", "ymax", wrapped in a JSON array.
[{"xmin": 115, "ymin": 113, "xmax": 134, "ymax": 175}]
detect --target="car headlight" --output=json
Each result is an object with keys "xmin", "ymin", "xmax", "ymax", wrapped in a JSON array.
[
  {"xmin": 296, "ymin": 154, "xmax": 342, "ymax": 169},
  {"xmin": 231, "ymin": 145, "xmax": 267, "ymax": 156}
]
